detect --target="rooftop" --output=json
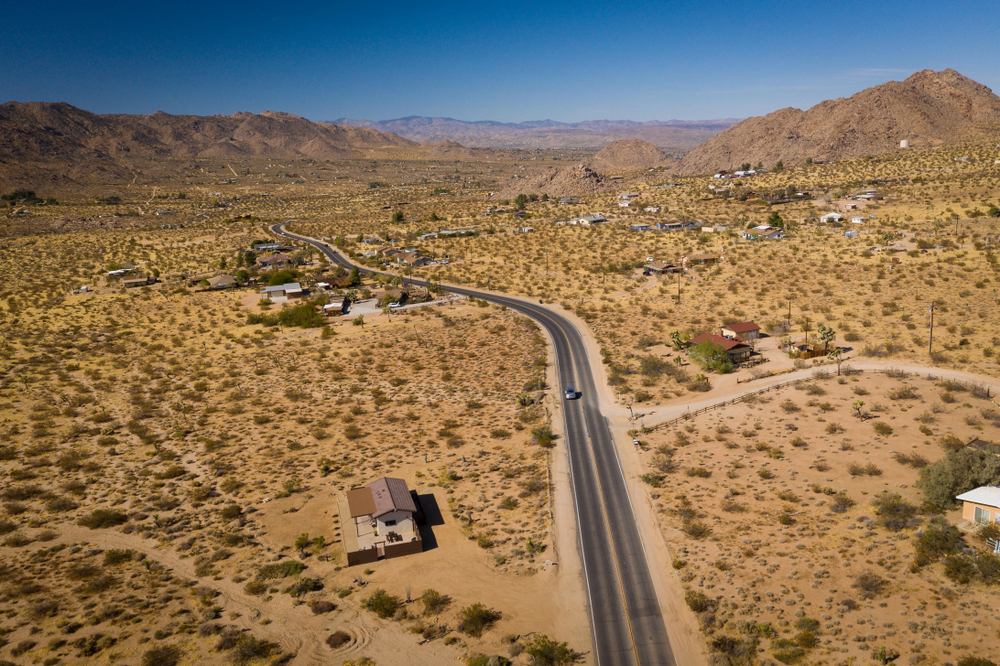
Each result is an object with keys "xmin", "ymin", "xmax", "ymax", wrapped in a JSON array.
[{"xmin": 957, "ymin": 486, "xmax": 1000, "ymax": 509}]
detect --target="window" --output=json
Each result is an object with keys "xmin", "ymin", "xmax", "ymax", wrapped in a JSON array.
[
  {"xmin": 384, "ymin": 519, "xmax": 397, "ymax": 526},
  {"xmin": 975, "ymin": 506, "xmax": 992, "ymax": 524}
]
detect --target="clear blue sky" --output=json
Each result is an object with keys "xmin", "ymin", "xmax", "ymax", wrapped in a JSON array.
[{"xmin": 3, "ymin": 0, "xmax": 998, "ymax": 123}]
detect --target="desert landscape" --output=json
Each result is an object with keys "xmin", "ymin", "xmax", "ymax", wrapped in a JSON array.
[{"xmin": 4, "ymin": 27, "xmax": 1000, "ymax": 666}]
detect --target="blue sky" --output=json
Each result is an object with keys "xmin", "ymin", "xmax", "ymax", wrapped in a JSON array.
[{"xmin": 3, "ymin": 0, "xmax": 998, "ymax": 122}]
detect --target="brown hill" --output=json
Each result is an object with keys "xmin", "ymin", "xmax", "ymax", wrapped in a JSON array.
[
  {"xmin": 585, "ymin": 139, "xmax": 672, "ymax": 171},
  {"xmin": 675, "ymin": 69, "xmax": 1000, "ymax": 175},
  {"xmin": 0, "ymin": 102, "xmax": 415, "ymax": 165},
  {"xmin": 496, "ymin": 163, "xmax": 613, "ymax": 199}
]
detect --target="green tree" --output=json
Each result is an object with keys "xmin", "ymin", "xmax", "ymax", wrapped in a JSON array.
[
  {"xmin": 352, "ymin": 315, "xmax": 365, "ymax": 328},
  {"xmin": 689, "ymin": 340, "xmax": 733, "ymax": 374},
  {"xmin": 525, "ymin": 634, "xmax": 574, "ymax": 665},
  {"xmin": 766, "ymin": 211, "xmax": 784, "ymax": 229},
  {"xmin": 294, "ymin": 533, "xmax": 311, "ymax": 556},
  {"xmin": 828, "ymin": 347, "xmax": 845, "ymax": 375},
  {"xmin": 773, "ymin": 160, "xmax": 784, "ymax": 173},
  {"xmin": 391, "ymin": 210, "xmax": 405, "ymax": 223},
  {"xmin": 917, "ymin": 447, "xmax": 1000, "ymax": 508},
  {"xmin": 740, "ymin": 162, "xmax": 751, "ymax": 171},
  {"xmin": 515, "ymin": 194, "xmax": 528, "ymax": 210},
  {"xmin": 349, "ymin": 266, "xmax": 361, "ymax": 287}
]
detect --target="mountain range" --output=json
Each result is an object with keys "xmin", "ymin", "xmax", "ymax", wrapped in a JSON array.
[
  {"xmin": 328, "ymin": 116, "xmax": 740, "ymax": 150},
  {"xmin": 675, "ymin": 69, "xmax": 1000, "ymax": 174}
]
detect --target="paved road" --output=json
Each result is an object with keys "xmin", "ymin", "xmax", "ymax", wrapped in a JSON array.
[{"xmin": 272, "ymin": 225, "xmax": 676, "ymax": 666}]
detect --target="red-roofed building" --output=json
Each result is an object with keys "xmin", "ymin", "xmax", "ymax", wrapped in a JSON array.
[
  {"xmin": 720, "ymin": 321, "xmax": 761, "ymax": 342},
  {"xmin": 689, "ymin": 332, "xmax": 753, "ymax": 363}
]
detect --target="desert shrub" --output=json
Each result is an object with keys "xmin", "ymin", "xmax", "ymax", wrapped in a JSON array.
[
  {"xmin": 243, "ymin": 580, "xmax": 267, "ymax": 595},
  {"xmin": 893, "ymin": 452, "xmax": 929, "ymax": 468},
  {"xmin": 524, "ymin": 634, "xmax": 574, "ymax": 666},
  {"xmin": 458, "ymin": 602, "xmax": 501, "ymax": 637},
  {"xmin": 229, "ymin": 634, "xmax": 278, "ymax": 666},
  {"xmin": 286, "ymin": 577, "xmax": 323, "ymax": 597},
  {"xmin": 78, "ymin": 509, "xmax": 128, "ymax": 529},
  {"xmin": 141, "ymin": 644, "xmax": 183, "ymax": 666},
  {"xmin": 956, "ymin": 658, "xmax": 997, "ymax": 666},
  {"xmin": 872, "ymin": 422, "xmax": 893, "ymax": 436},
  {"xmin": 326, "ymin": 631, "xmax": 351, "ymax": 648},
  {"xmin": 103, "ymin": 548, "xmax": 135, "ymax": 565},
  {"xmin": 871, "ymin": 492, "xmax": 917, "ymax": 531},
  {"xmin": 685, "ymin": 467, "xmax": 711, "ymax": 478},
  {"xmin": 257, "ymin": 560, "xmax": 304, "ymax": 579},
  {"xmin": 531, "ymin": 423, "xmax": 554, "ymax": 448},
  {"xmin": 219, "ymin": 504, "xmax": 242, "ymax": 520},
  {"xmin": 853, "ymin": 570, "xmax": 889, "ymax": 599},
  {"xmin": 421, "ymin": 588, "xmax": 450, "ymax": 615},
  {"xmin": 939, "ymin": 434, "xmax": 965, "ymax": 451},
  {"xmin": 830, "ymin": 492, "xmax": 856, "ymax": 513},
  {"xmin": 917, "ymin": 447, "xmax": 1000, "ymax": 508},
  {"xmin": 684, "ymin": 590, "xmax": 715, "ymax": 613},
  {"xmin": 913, "ymin": 518, "xmax": 965, "ymax": 567},
  {"xmin": 682, "ymin": 520, "xmax": 711, "ymax": 539},
  {"xmin": 310, "ymin": 600, "xmax": 335, "ymax": 614},
  {"xmin": 887, "ymin": 385, "xmax": 920, "ymax": 400},
  {"xmin": 710, "ymin": 634, "xmax": 760, "ymax": 665},
  {"xmin": 780, "ymin": 399, "xmax": 800, "ymax": 413},
  {"xmin": 362, "ymin": 588, "xmax": 401, "ymax": 619}
]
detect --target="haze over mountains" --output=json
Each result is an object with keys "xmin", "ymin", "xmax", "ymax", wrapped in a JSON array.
[
  {"xmin": 675, "ymin": 69, "xmax": 1000, "ymax": 174},
  {"xmin": 329, "ymin": 116, "xmax": 740, "ymax": 150}
]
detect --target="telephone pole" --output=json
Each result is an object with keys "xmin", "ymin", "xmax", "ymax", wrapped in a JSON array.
[{"xmin": 928, "ymin": 304, "xmax": 935, "ymax": 356}]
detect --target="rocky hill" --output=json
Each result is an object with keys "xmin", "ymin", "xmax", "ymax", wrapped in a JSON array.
[
  {"xmin": 585, "ymin": 140, "xmax": 673, "ymax": 171},
  {"xmin": 0, "ymin": 102, "xmax": 415, "ymax": 164},
  {"xmin": 330, "ymin": 116, "xmax": 739, "ymax": 150},
  {"xmin": 675, "ymin": 69, "xmax": 1000, "ymax": 175}
]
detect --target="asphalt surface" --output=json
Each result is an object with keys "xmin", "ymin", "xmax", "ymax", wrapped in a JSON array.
[{"xmin": 272, "ymin": 224, "xmax": 676, "ymax": 666}]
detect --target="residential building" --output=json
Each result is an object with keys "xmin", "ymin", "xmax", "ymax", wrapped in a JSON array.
[
  {"xmin": 957, "ymin": 486, "xmax": 1000, "ymax": 525},
  {"xmin": 123, "ymin": 276, "xmax": 155, "ymax": 288},
  {"xmin": 631, "ymin": 224, "xmax": 650, "ymax": 231},
  {"xmin": 720, "ymin": 321, "xmax": 761, "ymax": 342},
  {"xmin": 688, "ymin": 332, "xmax": 752, "ymax": 363},
  {"xmin": 342, "ymin": 477, "xmax": 424, "ymax": 566},
  {"xmin": 259, "ymin": 282, "xmax": 303, "ymax": 301},
  {"xmin": 644, "ymin": 261, "xmax": 680, "ymax": 274},
  {"xmin": 258, "ymin": 253, "xmax": 291, "ymax": 268},
  {"xmin": 820, "ymin": 213, "xmax": 844, "ymax": 223},
  {"xmin": 207, "ymin": 275, "xmax": 237, "ymax": 289}
]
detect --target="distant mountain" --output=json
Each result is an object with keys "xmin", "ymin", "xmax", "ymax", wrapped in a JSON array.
[
  {"xmin": 0, "ymin": 102, "xmax": 416, "ymax": 165},
  {"xmin": 328, "ymin": 116, "xmax": 740, "ymax": 149},
  {"xmin": 675, "ymin": 69, "xmax": 1000, "ymax": 175}
]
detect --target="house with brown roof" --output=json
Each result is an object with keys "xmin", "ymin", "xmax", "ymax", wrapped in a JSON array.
[
  {"xmin": 258, "ymin": 253, "xmax": 291, "ymax": 268},
  {"xmin": 689, "ymin": 332, "xmax": 752, "ymax": 363},
  {"xmin": 123, "ymin": 276, "xmax": 155, "ymax": 288},
  {"xmin": 644, "ymin": 260, "xmax": 680, "ymax": 275},
  {"xmin": 720, "ymin": 321, "xmax": 761, "ymax": 342},
  {"xmin": 341, "ymin": 477, "xmax": 423, "ymax": 566},
  {"xmin": 682, "ymin": 252, "xmax": 720, "ymax": 268},
  {"xmin": 397, "ymin": 251, "xmax": 432, "ymax": 267},
  {"xmin": 207, "ymin": 275, "xmax": 237, "ymax": 290}
]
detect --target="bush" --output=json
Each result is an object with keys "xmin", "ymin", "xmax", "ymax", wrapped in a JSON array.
[
  {"xmin": 362, "ymin": 588, "xmax": 401, "ymax": 619},
  {"xmin": 326, "ymin": 631, "xmax": 351, "ymax": 648},
  {"xmin": 684, "ymin": 590, "xmax": 715, "ymax": 613},
  {"xmin": 458, "ymin": 602, "xmax": 501, "ymax": 637},
  {"xmin": 310, "ymin": 600, "xmax": 335, "ymax": 614},
  {"xmin": 103, "ymin": 549, "xmax": 135, "ymax": 566},
  {"xmin": 257, "ymin": 560, "xmax": 304, "ymax": 579},
  {"xmin": 421, "ymin": 588, "xmax": 449, "ymax": 616},
  {"xmin": 141, "ymin": 645, "xmax": 183, "ymax": 666},
  {"xmin": 913, "ymin": 518, "xmax": 965, "ymax": 567},
  {"xmin": 956, "ymin": 658, "xmax": 998, "ymax": 666},
  {"xmin": 229, "ymin": 634, "xmax": 278, "ymax": 666},
  {"xmin": 853, "ymin": 570, "xmax": 889, "ymax": 599},
  {"xmin": 918, "ymin": 447, "xmax": 1000, "ymax": 508},
  {"xmin": 683, "ymin": 520, "xmax": 711, "ymax": 539},
  {"xmin": 524, "ymin": 634, "xmax": 574, "ymax": 665},
  {"xmin": 78, "ymin": 509, "xmax": 128, "ymax": 529},
  {"xmin": 872, "ymin": 422, "xmax": 893, "ymax": 436},
  {"xmin": 871, "ymin": 492, "xmax": 917, "ymax": 531},
  {"xmin": 830, "ymin": 492, "xmax": 856, "ymax": 513},
  {"xmin": 287, "ymin": 577, "xmax": 323, "ymax": 597}
]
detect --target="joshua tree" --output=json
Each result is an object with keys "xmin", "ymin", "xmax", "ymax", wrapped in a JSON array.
[{"xmin": 817, "ymin": 323, "xmax": 836, "ymax": 354}]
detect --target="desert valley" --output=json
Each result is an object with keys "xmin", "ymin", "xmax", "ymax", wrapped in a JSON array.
[{"xmin": 2, "ymin": 66, "xmax": 1000, "ymax": 666}]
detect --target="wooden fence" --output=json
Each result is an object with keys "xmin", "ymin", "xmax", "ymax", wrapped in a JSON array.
[{"xmin": 642, "ymin": 367, "xmax": 995, "ymax": 434}]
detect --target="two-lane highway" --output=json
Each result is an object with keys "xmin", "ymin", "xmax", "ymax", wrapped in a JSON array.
[{"xmin": 272, "ymin": 224, "xmax": 676, "ymax": 666}]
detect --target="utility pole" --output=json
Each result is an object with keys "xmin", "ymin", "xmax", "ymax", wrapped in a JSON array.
[
  {"xmin": 545, "ymin": 251, "xmax": 549, "ymax": 276},
  {"xmin": 676, "ymin": 269, "xmax": 681, "ymax": 301},
  {"xmin": 928, "ymin": 304, "xmax": 935, "ymax": 356},
  {"xmin": 787, "ymin": 299, "xmax": 792, "ymax": 326}
]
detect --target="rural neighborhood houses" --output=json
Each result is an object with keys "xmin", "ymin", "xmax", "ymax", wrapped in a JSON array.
[{"xmin": 689, "ymin": 332, "xmax": 752, "ymax": 363}]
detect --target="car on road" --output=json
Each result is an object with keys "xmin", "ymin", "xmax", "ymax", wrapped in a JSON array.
[
  {"xmin": 565, "ymin": 386, "xmax": 577, "ymax": 400},
  {"xmin": 388, "ymin": 302, "xmax": 401, "ymax": 310}
]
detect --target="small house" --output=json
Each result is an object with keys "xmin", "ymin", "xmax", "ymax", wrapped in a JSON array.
[
  {"xmin": 323, "ymin": 298, "xmax": 347, "ymax": 316},
  {"xmin": 631, "ymin": 224, "xmax": 650, "ymax": 232},
  {"xmin": 957, "ymin": 486, "xmax": 1000, "ymax": 525},
  {"xmin": 688, "ymin": 332, "xmax": 752, "ymax": 363},
  {"xmin": 342, "ymin": 477, "xmax": 424, "ymax": 566},
  {"xmin": 682, "ymin": 252, "xmax": 720, "ymax": 268},
  {"xmin": 578, "ymin": 214, "xmax": 606, "ymax": 226},
  {"xmin": 259, "ymin": 282, "xmax": 303, "ymax": 301},
  {"xmin": 643, "ymin": 206, "xmax": 661, "ymax": 213},
  {"xmin": 258, "ymin": 253, "xmax": 291, "ymax": 268},
  {"xmin": 559, "ymin": 197, "xmax": 579, "ymax": 205},
  {"xmin": 207, "ymin": 275, "xmax": 237, "ymax": 290},
  {"xmin": 820, "ymin": 213, "xmax": 844, "ymax": 223},
  {"xmin": 850, "ymin": 216, "xmax": 866, "ymax": 225},
  {"xmin": 645, "ymin": 261, "xmax": 680, "ymax": 275},
  {"xmin": 720, "ymin": 321, "xmax": 761, "ymax": 342},
  {"xmin": 123, "ymin": 276, "xmax": 155, "ymax": 288}
]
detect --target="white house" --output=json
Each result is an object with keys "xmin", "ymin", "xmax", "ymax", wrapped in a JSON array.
[
  {"xmin": 850, "ymin": 216, "xmax": 866, "ymax": 225},
  {"xmin": 643, "ymin": 206, "xmax": 661, "ymax": 213},
  {"xmin": 820, "ymin": 213, "xmax": 844, "ymax": 223}
]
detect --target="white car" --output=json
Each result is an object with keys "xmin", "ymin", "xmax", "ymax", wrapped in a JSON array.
[
  {"xmin": 388, "ymin": 302, "xmax": 401, "ymax": 310},
  {"xmin": 565, "ymin": 386, "xmax": 577, "ymax": 400}
]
